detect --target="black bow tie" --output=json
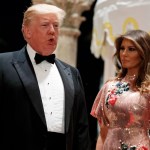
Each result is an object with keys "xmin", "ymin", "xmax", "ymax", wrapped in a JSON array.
[{"xmin": 34, "ymin": 53, "xmax": 55, "ymax": 64}]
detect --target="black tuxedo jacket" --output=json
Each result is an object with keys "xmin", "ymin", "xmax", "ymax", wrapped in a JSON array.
[{"xmin": 0, "ymin": 46, "xmax": 91, "ymax": 150}]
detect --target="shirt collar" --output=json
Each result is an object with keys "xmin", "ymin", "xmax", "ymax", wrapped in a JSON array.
[{"xmin": 26, "ymin": 44, "xmax": 36, "ymax": 64}]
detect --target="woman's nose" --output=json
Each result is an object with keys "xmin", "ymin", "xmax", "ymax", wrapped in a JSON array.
[{"xmin": 122, "ymin": 49, "xmax": 128, "ymax": 55}]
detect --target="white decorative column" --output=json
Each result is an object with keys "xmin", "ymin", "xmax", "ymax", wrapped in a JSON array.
[{"xmin": 32, "ymin": 0, "xmax": 94, "ymax": 67}]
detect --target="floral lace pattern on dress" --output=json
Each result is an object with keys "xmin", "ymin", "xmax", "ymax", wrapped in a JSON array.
[
  {"xmin": 91, "ymin": 80, "xmax": 150, "ymax": 150},
  {"xmin": 106, "ymin": 81, "xmax": 130, "ymax": 108}
]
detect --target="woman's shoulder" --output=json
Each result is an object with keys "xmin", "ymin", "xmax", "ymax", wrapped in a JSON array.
[
  {"xmin": 99, "ymin": 79, "xmax": 118, "ymax": 94},
  {"xmin": 104, "ymin": 77, "xmax": 120, "ymax": 85}
]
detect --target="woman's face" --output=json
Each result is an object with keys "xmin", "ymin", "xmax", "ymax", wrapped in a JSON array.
[{"xmin": 119, "ymin": 38, "xmax": 142, "ymax": 74}]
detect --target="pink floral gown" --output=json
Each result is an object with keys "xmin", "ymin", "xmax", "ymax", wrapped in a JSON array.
[{"xmin": 91, "ymin": 78, "xmax": 150, "ymax": 150}]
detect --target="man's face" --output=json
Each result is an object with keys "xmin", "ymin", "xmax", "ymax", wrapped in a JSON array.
[{"xmin": 25, "ymin": 13, "xmax": 59, "ymax": 56}]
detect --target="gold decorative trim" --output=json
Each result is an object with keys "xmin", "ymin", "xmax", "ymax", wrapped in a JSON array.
[{"xmin": 122, "ymin": 17, "xmax": 139, "ymax": 33}]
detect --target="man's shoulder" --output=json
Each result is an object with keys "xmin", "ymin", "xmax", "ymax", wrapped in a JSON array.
[
  {"xmin": 55, "ymin": 58, "xmax": 77, "ymax": 70},
  {"xmin": 0, "ymin": 46, "xmax": 25, "ymax": 56},
  {"xmin": 0, "ymin": 46, "xmax": 26, "ymax": 62}
]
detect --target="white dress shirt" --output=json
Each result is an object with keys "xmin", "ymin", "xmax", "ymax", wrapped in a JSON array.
[{"xmin": 27, "ymin": 44, "xmax": 65, "ymax": 133}]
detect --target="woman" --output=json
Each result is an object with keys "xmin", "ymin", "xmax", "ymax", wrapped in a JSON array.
[{"xmin": 91, "ymin": 29, "xmax": 150, "ymax": 150}]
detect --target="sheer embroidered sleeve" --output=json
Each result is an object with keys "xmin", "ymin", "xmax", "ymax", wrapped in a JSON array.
[{"xmin": 90, "ymin": 82, "xmax": 109, "ymax": 125}]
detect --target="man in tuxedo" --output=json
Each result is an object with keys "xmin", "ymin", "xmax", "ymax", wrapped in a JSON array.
[{"xmin": 0, "ymin": 4, "xmax": 91, "ymax": 150}]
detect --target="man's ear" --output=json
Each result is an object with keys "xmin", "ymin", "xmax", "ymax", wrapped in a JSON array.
[{"xmin": 23, "ymin": 25, "xmax": 32, "ymax": 38}]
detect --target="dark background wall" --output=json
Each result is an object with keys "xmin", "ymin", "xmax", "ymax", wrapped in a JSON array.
[
  {"xmin": 0, "ymin": 1, "xmax": 104, "ymax": 149},
  {"xmin": 77, "ymin": 1, "xmax": 104, "ymax": 149},
  {"xmin": 0, "ymin": 0, "xmax": 32, "ymax": 52}
]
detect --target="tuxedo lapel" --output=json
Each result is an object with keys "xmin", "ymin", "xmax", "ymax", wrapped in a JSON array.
[
  {"xmin": 55, "ymin": 60, "xmax": 74, "ymax": 133},
  {"xmin": 12, "ymin": 49, "xmax": 75, "ymax": 131},
  {"xmin": 12, "ymin": 47, "xmax": 46, "ymax": 126}
]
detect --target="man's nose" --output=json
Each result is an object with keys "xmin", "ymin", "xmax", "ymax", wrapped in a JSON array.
[{"xmin": 48, "ymin": 25, "xmax": 55, "ymax": 34}]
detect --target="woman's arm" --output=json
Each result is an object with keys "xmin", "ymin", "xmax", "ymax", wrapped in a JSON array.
[
  {"xmin": 96, "ymin": 122, "xmax": 108, "ymax": 150},
  {"xmin": 96, "ymin": 134, "xmax": 103, "ymax": 150}
]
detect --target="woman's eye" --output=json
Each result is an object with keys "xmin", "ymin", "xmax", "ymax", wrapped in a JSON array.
[
  {"xmin": 128, "ymin": 47, "xmax": 136, "ymax": 51},
  {"xmin": 120, "ymin": 47, "xmax": 125, "ymax": 51}
]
